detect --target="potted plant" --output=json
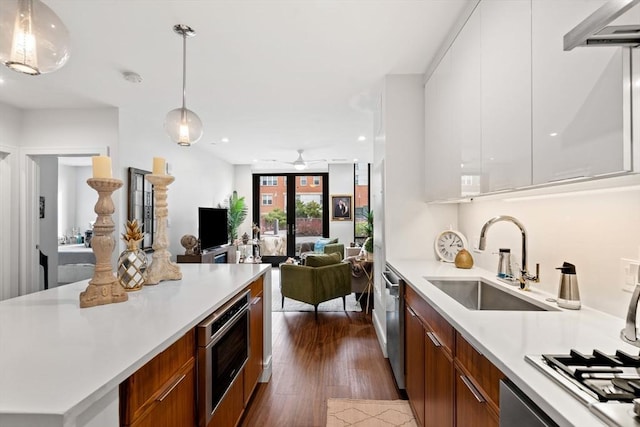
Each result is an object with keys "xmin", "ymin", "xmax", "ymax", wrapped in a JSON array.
[
  {"xmin": 363, "ymin": 210, "xmax": 373, "ymax": 260},
  {"xmin": 219, "ymin": 191, "xmax": 248, "ymax": 243}
]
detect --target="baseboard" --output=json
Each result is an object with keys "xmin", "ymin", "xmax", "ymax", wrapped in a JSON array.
[
  {"xmin": 260, "ymin": 354, "xmax": 273, "ymax": 383},
  {"xmin": 372, "ymin": 308, "xmax": 387, "ymax": 358}
]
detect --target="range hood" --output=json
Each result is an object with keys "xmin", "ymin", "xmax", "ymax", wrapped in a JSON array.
[{"xmin": 564, "ymin": 0, "xmax": 640, "ymax": 50}]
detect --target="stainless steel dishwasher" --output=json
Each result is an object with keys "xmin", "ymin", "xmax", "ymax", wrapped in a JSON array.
[{"xmin": 383, "ymin": 264, "xmax": 404, "ymax": 390}]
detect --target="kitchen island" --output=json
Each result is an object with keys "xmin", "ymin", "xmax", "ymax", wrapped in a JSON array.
[
  {"xmin": 389, "ymin": 258, "xmax": 633, "ymax": 427},
  {"xmin": 0, "ymin": 263, "xmax": 271, "ymax": 427}
]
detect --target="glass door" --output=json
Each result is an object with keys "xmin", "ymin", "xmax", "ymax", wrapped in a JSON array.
[{"xmin": 253, "ymin": 173, "xmax": 328, "ymax": 265}]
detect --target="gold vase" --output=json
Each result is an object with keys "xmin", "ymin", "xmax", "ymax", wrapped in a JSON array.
[
  {"xmin": 117, "ymin": 241, "xmax": 147, "ymax": 291},
  {"xmin": 454, "ymin": 249, "xmax": 474, "ymax": 269}
]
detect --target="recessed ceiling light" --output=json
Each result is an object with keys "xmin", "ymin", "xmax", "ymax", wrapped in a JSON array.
[
  {"xmin": 221, "ymin": 137, "xmax": 229, "ymax": 143},
  {"xmin": 358, "ymin": 135, "xmax": 366, "ymax": 142},
  {"xmin": 0, "ymin": 76, "xmax": 4, "ymax": 84},
  {"xmin": 550, "ymin": 132, "xmax": 558, "ymax": 137}
]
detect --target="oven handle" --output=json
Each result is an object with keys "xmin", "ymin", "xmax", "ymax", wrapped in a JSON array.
[{"xmin": 205, "ymin": 305, "xmax": 249, "ymax": 348}]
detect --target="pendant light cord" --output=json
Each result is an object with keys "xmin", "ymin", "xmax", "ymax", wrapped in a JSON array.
[{"xmin": 181, "ymin": 31, "xmax": 187, "ymax": 111}]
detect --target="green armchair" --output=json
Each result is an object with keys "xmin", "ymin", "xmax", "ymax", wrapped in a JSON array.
[{"xmin": 280, "ymin": 252, "xmax": 351, "ymax": 318}]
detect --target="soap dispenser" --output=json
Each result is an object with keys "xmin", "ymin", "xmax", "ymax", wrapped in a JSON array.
[{"xmin": 556, "ymin": 262, "xmax": 581, "ymax": 310}]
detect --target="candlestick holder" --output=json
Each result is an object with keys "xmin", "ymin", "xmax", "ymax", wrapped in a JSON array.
[
  {"xmin": 80, "ymin": 178, "xmax": 128, "ymax": 308},
  {"xmin": 144, "ymin": 174, "xmax": 182, "ymax": 285}
]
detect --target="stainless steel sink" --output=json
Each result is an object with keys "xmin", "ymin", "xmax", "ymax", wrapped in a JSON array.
[{"xmin": 424, "ymin": 278, "xmax": 557, "ymax": 311}]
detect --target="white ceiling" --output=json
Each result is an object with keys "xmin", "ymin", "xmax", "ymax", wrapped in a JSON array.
[{"xmin": 0, "ymin": 0, "xmax": 474, "ymax": 167}]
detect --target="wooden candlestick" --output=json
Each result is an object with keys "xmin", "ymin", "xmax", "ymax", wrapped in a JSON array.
[
  {"xmin": 144, "ymin": 174, "xmax": 182, "ymax": 285},
  {"xmin": 80, "ymin": 178, "xmax": 128, "ymax": 308}
]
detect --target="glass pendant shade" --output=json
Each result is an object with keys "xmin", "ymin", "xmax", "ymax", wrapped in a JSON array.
[
  {"xmin": 0, "ymin": 0, "xmax": 70, "ymax": 75},
  {"xmin": 164, "ymin": 107, "xmax": 203, "ymax": 146}
]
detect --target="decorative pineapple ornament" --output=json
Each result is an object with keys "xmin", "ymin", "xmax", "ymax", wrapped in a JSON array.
[{"xmin": 117, "ymin": 220, "xmax": 147, "ymax": 291}]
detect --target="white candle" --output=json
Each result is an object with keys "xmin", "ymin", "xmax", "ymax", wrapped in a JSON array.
[
  {"xmin": 92, "ymin": 156, "xmax": 112, "ymax": 178},
  {"xmin": 152, "ymin": 157, "xmax": 166, "ymax": 175}
]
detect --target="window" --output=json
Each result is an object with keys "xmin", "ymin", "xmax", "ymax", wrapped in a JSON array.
[
  {"xmin": 300, "ymin": 176, "xmax": 307, "ymax": 186},
  {"xmin": 261, "ymin": 176, "xmax": 278, "ymax": 186},
  {"xmin": 313, "ymin": 176, "xmax": 320, "ymax": 186},
  {"xmin": 354, "ymin": 163, "xmax": 371, "ymax": 244},
  {"xmin": 261, "ymin": 194, "xmax": 273, "ymax": 205}
]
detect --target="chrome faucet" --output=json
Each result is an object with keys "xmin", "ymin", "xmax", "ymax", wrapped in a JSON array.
[
  {"xmin": 621, "ymin": 269, "xmax": 640, "ymax": 347},
  {"xmin": 479, "ymin": 215, "xmax": 540, "ymax": 290}
]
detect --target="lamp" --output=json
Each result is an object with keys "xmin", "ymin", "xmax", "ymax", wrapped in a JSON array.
[
  {"xmin": 0, "ymin": 0, "xmax": 70, "ymax": 75},
  {"xmin": 164, "ymin": 24, "xmax": 203, "ymax": 146}
]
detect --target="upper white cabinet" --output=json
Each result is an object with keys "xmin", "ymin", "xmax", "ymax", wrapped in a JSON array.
[
  {"xmin": 425, "ymin": 9, "xmax": 481, "ymax": 201},
  {"xmin": 425, "ymin": 0, "xmax": 530, "ymax": 200},
  {"xmin": 480, "ymin": 0, "xmax": 532, "ymax": 192},
  {"xmin": 531, "ymin": 0, "xmax": 631, "ymax": 184},
  {"xmin": 425, "ymin": 0, "xmax": 637, "ymax": 201}
]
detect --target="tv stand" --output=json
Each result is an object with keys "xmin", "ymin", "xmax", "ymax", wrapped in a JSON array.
[{"xmin": 177, "ymin": 245, "xmax": 236, "ymax": 264}]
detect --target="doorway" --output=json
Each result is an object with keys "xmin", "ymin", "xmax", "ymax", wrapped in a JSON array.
[{"xmin": 252, "ymin": 173, "xmax": 329, "ymax": 265}]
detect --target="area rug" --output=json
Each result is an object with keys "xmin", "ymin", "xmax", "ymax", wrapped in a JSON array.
[
  {"xmin": 271, "ymin": 268, "xmax": 362, "ymax": 312},
  {"xmin": 326, "ymin": 399, "xmax": 417, "ymax": 427}
]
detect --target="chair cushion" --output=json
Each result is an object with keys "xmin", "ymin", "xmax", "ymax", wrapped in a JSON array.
[{"xmin": 305, "ymin": 252, "xmax": 341, "ymax": 267}]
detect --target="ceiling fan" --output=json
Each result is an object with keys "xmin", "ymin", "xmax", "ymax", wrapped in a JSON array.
[{"xmin": 260, "ymin": 149, "xmax": 326, "ymax": 170}]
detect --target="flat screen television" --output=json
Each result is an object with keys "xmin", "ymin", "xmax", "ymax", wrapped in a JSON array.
[{"xmin": 198, "ymin": 207, "xmax": 229, "ymax": 250}]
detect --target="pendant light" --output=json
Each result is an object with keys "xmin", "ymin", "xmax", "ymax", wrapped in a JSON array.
[
  {"xmin": 0, "ymin": 0, "xmax": 70, "ymax": 75},
  {"xmin": 165, "ymin": 24, "xmax": 203, "ymax": 146}
]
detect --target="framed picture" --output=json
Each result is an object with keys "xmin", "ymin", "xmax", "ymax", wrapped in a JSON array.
[{"xmin": 331, "ymin": 195, "xmax": 352, "ymax": 221}]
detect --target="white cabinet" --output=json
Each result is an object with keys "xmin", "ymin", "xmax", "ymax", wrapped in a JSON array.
[
  {"xmin": 531, "ymin": 0, "xmax": 631, "ymax": 184},
  {"xmin": 425, "ymin": 9, "xmax": 481, "ymax": 201},
  {"xmin": 480, "ymin": 0, "xmax": 531, "ymax": 192},
  {"xmin": 425, "ymin": 0, "xmax": 637, "ymax": 201},
  {"xmin": 426, "ymin": 1, "xmax": 530, "ymax": 201}
]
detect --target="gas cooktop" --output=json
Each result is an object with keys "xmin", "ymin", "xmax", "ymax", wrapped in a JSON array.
[{"xmin": 526, "ymin": 349, "xmax": 640, "ymax": 427}]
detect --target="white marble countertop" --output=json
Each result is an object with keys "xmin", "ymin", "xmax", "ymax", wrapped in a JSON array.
[
  {"xmin": 387, "ymin": 258, "xmax": 636, "ymax": 427},
  {"xmin": 0, "ymin": 263, "xmax": 270, "ymax": 426}
]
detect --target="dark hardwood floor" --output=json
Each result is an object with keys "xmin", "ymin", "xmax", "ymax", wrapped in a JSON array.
[{"xmin": 240, "ymin": 310, "xmax": 403, "ymax": 427}]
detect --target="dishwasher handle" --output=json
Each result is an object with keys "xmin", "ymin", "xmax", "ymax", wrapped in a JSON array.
[{"xmin": 382, "ymin": 270, "xmax": 399, "ymax": 288}]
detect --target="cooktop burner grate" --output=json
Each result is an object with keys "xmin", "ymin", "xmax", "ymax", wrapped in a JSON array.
[{"xmin": 541, "ymin": 349, "xmax": 640, "ymax": 402}]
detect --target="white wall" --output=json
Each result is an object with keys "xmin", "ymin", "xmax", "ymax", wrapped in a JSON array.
[
  {"xmin": 118, "ymin": 109, "xmax": 234, "ymax": 258},
  {"xmin": 329, "ymin": 163, "xmax": 355, "ymax": 245},
  {"xmin": 76, "ymin": 166, "xmax": 94, "ymax": 235},
  {"xmin": 58, "ymin": 164, "xmax": 95, "ymax": 241},
  {"xmin": 0, "ymin": 103, "xmax": 21, "ymax": 299},
  {"xmin": 58, "ymin": 164, "xmax": 76, "ymax": 239},
  {"xmin": 457, "ymin": 176, "xmax": 640, "ymax": 319},
  {"xmin": 383, "ymin": 75, "xmax": 457, "ymax": 260}
]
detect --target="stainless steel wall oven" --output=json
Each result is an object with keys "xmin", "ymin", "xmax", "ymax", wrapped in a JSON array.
[{"xmin": 197, "ymin": 291, "xmax": 250, "ymax": 427}]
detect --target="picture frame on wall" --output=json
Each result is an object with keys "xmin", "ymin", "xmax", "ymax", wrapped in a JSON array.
[{"xmin": 331, "ymin": 194, "xmax": 352, "ymax": 221}]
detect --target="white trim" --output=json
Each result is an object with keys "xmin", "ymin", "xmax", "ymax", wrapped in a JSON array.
[
  {"xmin": 19, "ymin": 146, "xmax": 107, "ymax": 296},
  {"xmin": 0, "ymin": 145, "xmax": 17, "ymax": 300}
]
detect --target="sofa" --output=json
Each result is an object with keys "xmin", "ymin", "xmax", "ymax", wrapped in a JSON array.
[{"xmin": 280, "ymin": 252, "xmax": 351, "ymax": 319}]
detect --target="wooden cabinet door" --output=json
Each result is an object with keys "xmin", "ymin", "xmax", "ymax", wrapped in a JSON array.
[
  {"xmin": 130, "ymin": 359, "xmax": 196, "ymax": 427},
  {"xmin": 455, "ymin": 366, "xmax": 498, "ymax": 427},
  {"xmin": 424, "ymin": 331, "xmax": 453, "ymax": 427},
  {"xmin": 244, "ymin": 278, "xmax": 264, "ymax": 405},
  {"xmin": 404, "ymin": 304, "xmax": 425, "ymax": 426}
]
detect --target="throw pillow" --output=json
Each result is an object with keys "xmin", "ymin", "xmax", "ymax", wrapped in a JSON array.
[
  {"xmin": 305, "ymin": 252, "xmax": 341, "ymax": 267},
  {"xmin": 313, "ymin": 238, "xmax": 332, "ymax": 253}
]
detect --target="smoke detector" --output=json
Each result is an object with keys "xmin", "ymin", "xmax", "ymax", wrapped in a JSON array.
[{"xmin": 122, "ymin": 71, "xmax": 143, "ymax": 83}]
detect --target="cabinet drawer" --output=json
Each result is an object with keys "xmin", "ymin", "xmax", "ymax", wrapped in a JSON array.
[
  {"xmin": 249, "ymin": 276, "xmax": 264, "ymax": 296},
  {"xmin": 128, "ymin": 358, "xmax": 196, "ymax": 427},
  {"xmin": 120, "ymin": 329, "xmax": 196, "ymax": 424},
  {"xmin": 405, "ymin": 286, "xmax": 454, "ymax": 354},
  {"xmin": 455, "ymin": 332, "xmax": 504, "ymax": 410}
]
